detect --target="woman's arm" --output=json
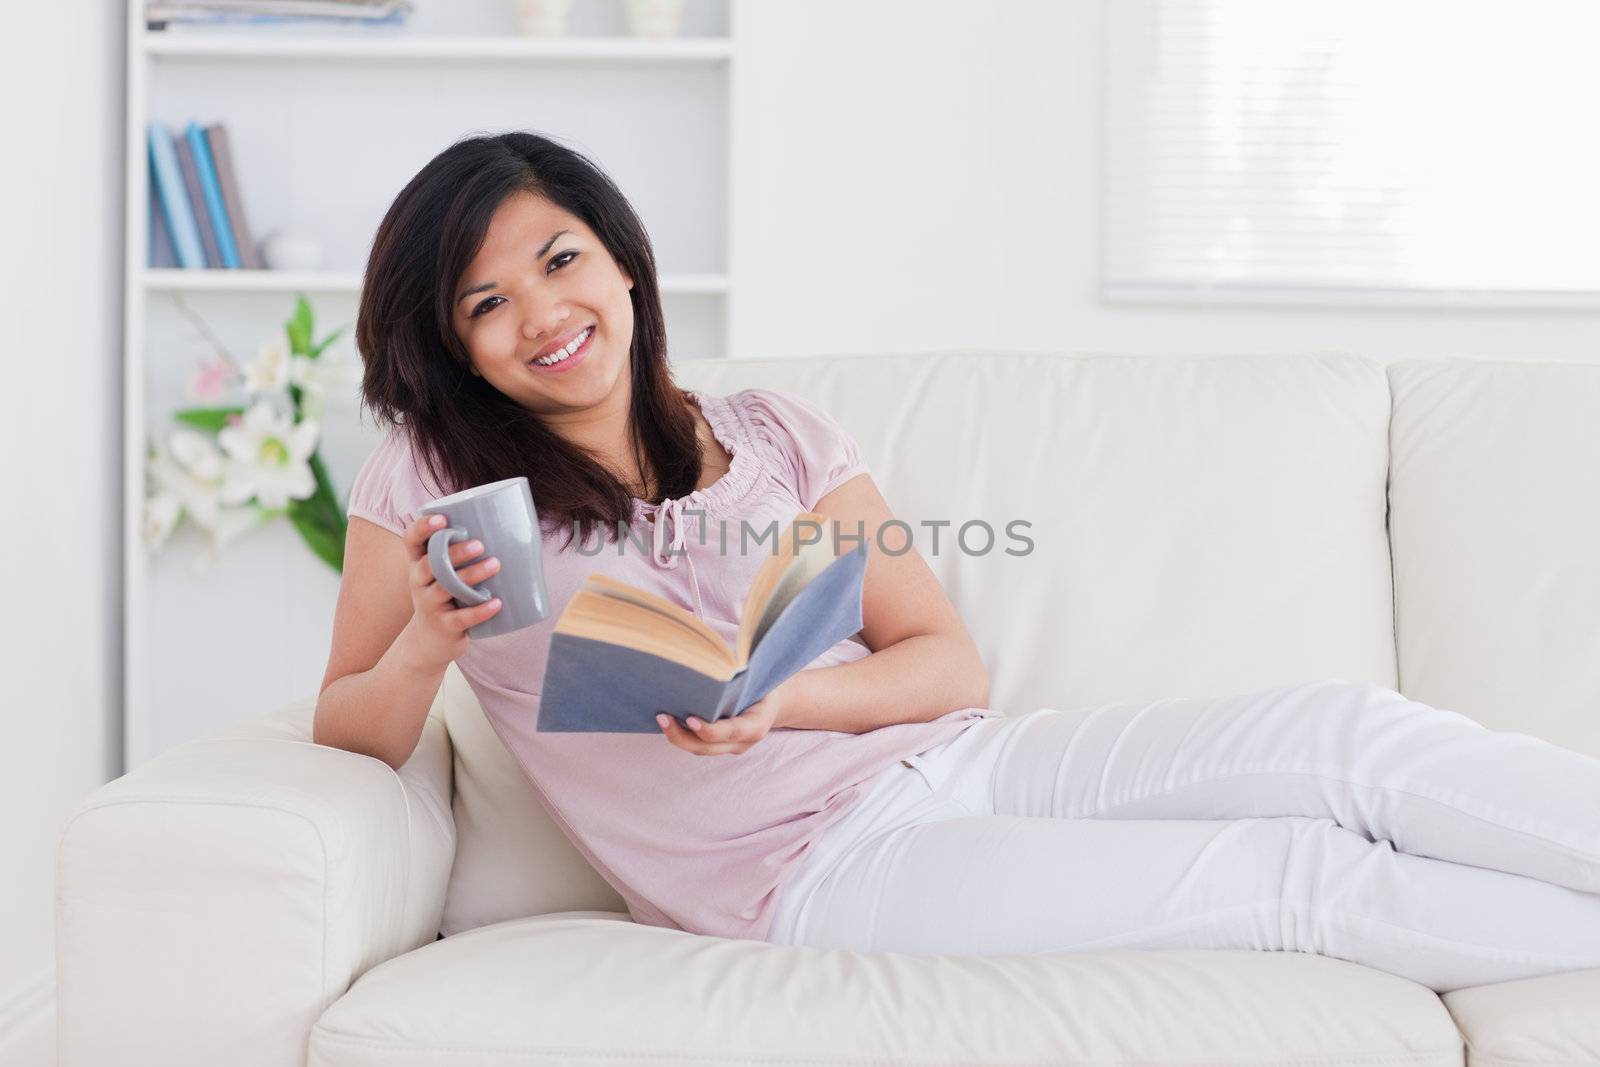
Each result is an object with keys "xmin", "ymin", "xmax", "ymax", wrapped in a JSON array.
[{"xmin": 776, "ymin": 472, "xmax": 990, "ymax": 733}]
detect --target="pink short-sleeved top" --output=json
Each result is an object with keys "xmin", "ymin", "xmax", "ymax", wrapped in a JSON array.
[{"xmin": 345, "ymin": 386, "xmax": 992, "ymax": 942}]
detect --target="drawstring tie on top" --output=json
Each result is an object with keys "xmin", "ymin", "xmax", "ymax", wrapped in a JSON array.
[{"xmin": 646, "ymin": 495, "xmax": 707, "ymax": 620}]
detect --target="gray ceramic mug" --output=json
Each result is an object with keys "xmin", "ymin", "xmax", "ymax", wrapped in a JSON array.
[{"xmin": 419, "ymin": 476, "xmax": 550, "ymax": 640}]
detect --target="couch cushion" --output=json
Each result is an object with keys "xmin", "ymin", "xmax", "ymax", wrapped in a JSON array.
[
  {"xmin": 1442, "ymin": 968, "xmax": 1600, "ymax": 1067},
  {"xmin": 310, "ymin": 913, "xmax": 1461, "ymax": 1067},
  {"xmin": 1388, "ymin": 358, "xmax": 1600, "ymax": 758},
  {"xmin": 440, "ymin": 350, "xmax": 1399, "ymax": 937}
]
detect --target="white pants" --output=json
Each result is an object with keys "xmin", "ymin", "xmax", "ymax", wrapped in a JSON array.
[{"xmin": 766, "ymin": 678, "xmax": 1600, "ymax": 993}]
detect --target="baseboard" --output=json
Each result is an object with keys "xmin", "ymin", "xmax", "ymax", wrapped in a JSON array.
[{"xmin": 0, "ymin": 968, "xmax": 54, "ymax": 1066}]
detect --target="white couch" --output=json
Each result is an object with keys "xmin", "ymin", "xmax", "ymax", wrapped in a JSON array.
[{"xmin": 57, "ymin": 351, "xmax": 1600, "ymax": 1066}]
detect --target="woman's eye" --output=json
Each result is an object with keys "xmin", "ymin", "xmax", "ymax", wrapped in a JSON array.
[{"xmin": 467, "ymin": 253, "xmax": 576, "ymax": 318}]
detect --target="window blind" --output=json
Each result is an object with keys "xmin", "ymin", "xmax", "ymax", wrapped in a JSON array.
[{"xmin": 1103, "ymin": 0, "xmax": 1600, "ymax": 304}]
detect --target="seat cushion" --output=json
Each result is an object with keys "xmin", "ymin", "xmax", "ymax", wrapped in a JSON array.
[
  {"xmin": 1442, "ymin": 969, "xmax": 1600, "ymax": 1067},
  {"xmin": 309, "ymin": 912, "xmax": 1461, "ymax": 1066}
]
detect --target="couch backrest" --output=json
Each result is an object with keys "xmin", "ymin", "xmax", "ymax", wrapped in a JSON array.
[
  {"xmin": 434, "ymin": 350, "xmax": 1401, "ymax": 935},
  {"xmin": 1386, "ymin": 357, "xmax": 1600, "ymax": 759}
]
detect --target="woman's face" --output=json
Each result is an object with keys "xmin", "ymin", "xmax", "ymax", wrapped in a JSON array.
[{"xmin": 450, "ymin": 190, "xmax": 635, "ymax": 415}]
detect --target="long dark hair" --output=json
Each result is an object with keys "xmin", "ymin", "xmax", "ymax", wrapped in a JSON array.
[{"xmin": 355, "ymin": 131, "xmax": 703, "ymax": 550}]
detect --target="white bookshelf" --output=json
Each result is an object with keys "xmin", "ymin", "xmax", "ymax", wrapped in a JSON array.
[{"xmin": 123, "ymin": 0, "xmax": 739, "ymax": 769}]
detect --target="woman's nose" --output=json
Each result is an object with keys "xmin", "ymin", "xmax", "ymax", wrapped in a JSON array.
[{"xmin": 521, "ymin": 305, "xmax": 569, "ymax": 342}]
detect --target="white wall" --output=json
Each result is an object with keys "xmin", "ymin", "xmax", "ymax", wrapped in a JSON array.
[
  {"xmin": 729, "ymin": 0, "xmax": 1599, "ymax": 364},
  {"xmin": 0, "ymin": 0, "xmax": 123, "ymax": 1057}
]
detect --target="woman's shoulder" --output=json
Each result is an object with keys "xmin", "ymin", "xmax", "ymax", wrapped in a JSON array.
[
  {"xmin": 723, "ymin": 386, "xmax": 848, "ymax": 446},
  {"xmin": 720, "ymin": 387, "xmax": 869, "ymax": 511},
  {"xmin": 346, "ymin": 422, "xmax": 453, "ymax": 537}
]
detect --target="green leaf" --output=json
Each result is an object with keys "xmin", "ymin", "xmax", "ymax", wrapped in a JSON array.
[
  {"xmin": 286, "ymin": 295, "xmax": 314, "ymax": 356},
  {"xmin": 288, "ymin": 450, "xmax": 348, "ymax": 573},
  {"xmin": 308, "ymin": 451, "xmax": 341, "ymax": 511},
  {"xmin": 309, "ymin": 325, "xmax": 346, "ymax": 359},
  {"xmin": 288, "ymin": 501, "xmax": 345, "ymax": 573},
  {"xmin": 173, "ymin": 406, "xmax": 245, "ymax": 432}
]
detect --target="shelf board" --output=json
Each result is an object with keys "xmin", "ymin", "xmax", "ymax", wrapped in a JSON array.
[
  {"xmin": 142, "ymin": 33, "xmax": 733, "ymax": 62},
  {"xmin": 141, "ymin": 268, "xmax": 728, "ymax": 295}
]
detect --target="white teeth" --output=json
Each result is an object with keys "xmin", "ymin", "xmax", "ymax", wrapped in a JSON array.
[{"xmin": 533, "ymin": 326, "xmax": 592, "ymax": 366}]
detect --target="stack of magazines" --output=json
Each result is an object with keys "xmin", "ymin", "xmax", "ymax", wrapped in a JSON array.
[{"xmin": 146, "ymin": 0, "xmax": 412, "ymax": 29}]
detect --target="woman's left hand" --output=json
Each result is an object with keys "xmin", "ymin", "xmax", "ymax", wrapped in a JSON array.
[{"xmin": 657, "ymin": 680, "xmax": 790, "ymax": 756}]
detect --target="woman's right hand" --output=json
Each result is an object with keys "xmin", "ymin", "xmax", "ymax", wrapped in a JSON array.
[{"xmin": 400, "ymin": 513, "xmax": 504, "ymax": 671}]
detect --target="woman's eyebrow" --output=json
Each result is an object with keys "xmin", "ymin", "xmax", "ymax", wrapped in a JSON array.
[{"xmin": 455, "ymin": 229, "xmax": 573, "ymax": 306}]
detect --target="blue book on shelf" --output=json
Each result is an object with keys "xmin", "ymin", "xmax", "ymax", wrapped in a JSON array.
[
  {"xmin": 538, "ymin": 513, "xmax": 870, "ymax": 733},
  {"xmin": 147, "ymin": 123, "xmax": 204, "ymax": 269},
  {"xmin": 185, "ymin": 121, "xmax": 240, "ymax": 268},
  {"xmin": 146, "ymin": 165, "xmax": 178, "ymax": 269}
]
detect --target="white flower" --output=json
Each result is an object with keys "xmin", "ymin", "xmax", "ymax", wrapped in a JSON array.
[
  {"xmin": 289, "ymin": 348, "xmax": 362, "ymax": 420},
  {"xmin": 147, "ymin": 428, "xmax": 227, "ymax": 531},
  {"xmin": 142, "ymin": 491, "xmax": 183, "ymax": 554},
  {"xmin": 243, "ymin": 338, "xmax": 292, "ymax": 397},
  {"xmin": 216, "ymin": 400, "xmax": 320, "ymax": 510},
  {"xmin": 190, "ymin": 504, "xmax": 269, "ymax": 576}
]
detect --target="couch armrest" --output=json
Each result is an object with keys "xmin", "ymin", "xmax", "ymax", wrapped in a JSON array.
[{"xmin": 55, "ymin": 698, "xmax": 456, "ymax": 1067}]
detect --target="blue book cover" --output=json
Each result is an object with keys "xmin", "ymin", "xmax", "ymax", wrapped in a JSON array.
[
  {"xmin": 147, "ymin": 123, "xmax": 205, "ymax": 269},
  {"xmin": 538, "ymin": 520, "xmax": 870, "ymax": 733},
  {"xmin": 146, "ymin": 158, "xmax": 178, "ymax": 269},
  {"xmin": 185, "ymin": 121, "xmax": 240, "ymax": 268}
]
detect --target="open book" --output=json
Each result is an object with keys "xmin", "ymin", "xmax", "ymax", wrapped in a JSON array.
[{"xmin": 537, "ymin": 512, "xmax": 870, "ymax": 733}]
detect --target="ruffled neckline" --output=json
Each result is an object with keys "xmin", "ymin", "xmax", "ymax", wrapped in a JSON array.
[{"xmin": 629, "ymin": 390, "xmax": 763, "ymax": 521}]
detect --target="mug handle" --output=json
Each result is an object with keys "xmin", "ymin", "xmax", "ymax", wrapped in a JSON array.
[{"xmin": 426, "ymin": 526, "xmax": 493, "ymax": 606}]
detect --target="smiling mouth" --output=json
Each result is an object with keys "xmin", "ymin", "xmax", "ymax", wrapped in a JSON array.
[{"xmin": 528, "ymin": 325, "xmax": 595, "ymax": 369}]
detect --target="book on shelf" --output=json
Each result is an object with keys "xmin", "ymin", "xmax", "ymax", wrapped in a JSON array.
[
  {"xmin": 173, "ymin": 133, "xmax": 223, "ymax": 267},
  {"xmin": 146, "ymin": 124, "xmax": 205, "ymax": 269},
  {"xmin": 147, "ymin": 174, "xmax": 179, "ymax": 269},
  {"xmin": 538, "ymin": 512, "xmax": 871, "ymax": 733},
  {"xmin": 184, "ymin": 121, "xmax": 240, "ymax": 268},
  {"xmin": 204, "ymin": 124, "xmax": 262, "ymax": 268}
]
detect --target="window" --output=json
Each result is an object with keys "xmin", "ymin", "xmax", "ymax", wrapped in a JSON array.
[{"xmin": 1103, "ymin": 0, "xmax": 1600, "ymax": 306}]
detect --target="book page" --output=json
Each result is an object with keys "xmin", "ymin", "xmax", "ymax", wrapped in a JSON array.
[
  {"xmin": 557, "ymin": 573, "xmax": 735, "ymax": 674},
  {"xmin": 734, "ymin": 512, "xmax": 816, "ymax": 663},
  {"xmin": 581, "ymin": 572, "xmax": 730, "ymax": 651},
  {"xmin": 748, "ymin": 533, "xmax": 841, "ymax": 651},
  {"xmin": 556, "ymin": 593, "xmax": 737, "ymax": 679}
]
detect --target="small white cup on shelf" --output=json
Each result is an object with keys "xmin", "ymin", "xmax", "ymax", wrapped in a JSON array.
[
  {"xmin": 515, "ymin": 0, "xmax": 574, "ymax": 36},
  {"xmin": 624, "ymin": 0, "xmax": 687, "ymax": 38},
  {"xmin": 259, "ymin": 229, "xmax": 324, "ymax": 272}
]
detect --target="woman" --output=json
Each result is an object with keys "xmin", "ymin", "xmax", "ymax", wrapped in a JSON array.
[{"xmin": 315, "ymin": 132, "xmax": 1600, "ymax": 994}]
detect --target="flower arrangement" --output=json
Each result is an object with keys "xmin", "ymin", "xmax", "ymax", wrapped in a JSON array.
[{"xmin": 143, "ymin": 296, "xmax": 362, "ymax": 575}]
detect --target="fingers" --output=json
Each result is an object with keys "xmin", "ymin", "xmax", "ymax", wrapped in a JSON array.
[
  {"xmin": 405, "ymin": 513, "xmax": 447, "ymax": 558},
  {"xmin": 448, "ymin": 596, "xmax": 503, "ymax": 630},
  {"xmin": 420, "ymin": 555, "xmax": 498, "ymax": 601},
  {"xmin": 406, "ymin": 514, "xmax": 487, "ymax": 564},
  {"xmin": 409, "ymin": 536, "xmax": 493, "ymax": 589},
  {"xmin": 657, "ymin": 714, "xmax": 750, "ymax": 755}
]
